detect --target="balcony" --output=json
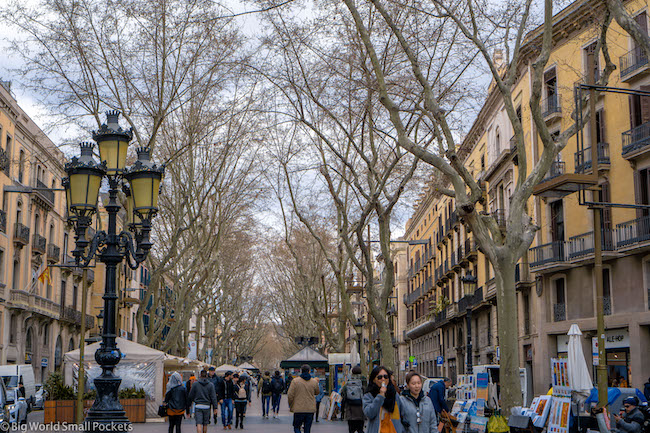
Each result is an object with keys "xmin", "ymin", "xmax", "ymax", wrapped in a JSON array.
[
  {"xmin": 529, "ymin": 240, "xmax": 566, "ymax": 269},
  {"xmin": 32, "ymin": 233, "xmax": 46, "ymax": 255},
  {"xmin": 437, "ymin": 228, "xmax": 446, "ymax": 247},
  {"xmin": 542, "ymin": 94, "xmax": 562, "ymax": 120},
  {"xmin": 616, "ymin": 215, "xmax": 650, "ymax": 248},
  {"xmin": 450, "ymin": 211, "xmax": 459, "ymax": 233},
  {"xmin": 492, "ymin": 209, "xmax": 507, "ymax": 229},
  {"xmin": 533, "ymin": 160, "xmax": 597, "ymax": 198},
  {"xmin": 9, "ymin": 289, "xmax": 60, "ymax": 319},
  {"xmin": 60, "ymin": 306, "xmax": 95, "ymax": 329},
  {"xmin": 406, "ymin": 314, "xmax": 429, "ymax": 331},
  {"xmin": 450, "ymin": 252, "xmax": 458, "ymax": 269},
  {"xmin": 435, "ymin": 266, "xmax": 444, "ymax": 285},
  {"xmin": 574, "ymin": 142, "xmax": 610, "ymax": 173},
  {"xmin": 458, "ymin": 286, "xmax": 483, "ymax": 312},
  {"xmin": 34, "ymin": 179, "xmax": 55, "ymax": 206},
  {"xmin": 567, "ymin": 230, "xmax": 615, "ymax": 259},
  {"xmin": 405, "ymin": 286, "xmax": 422, "ymax": 306},
  {"xmin": 446, "ymin": 302, "xmax": 458, "ymax": 318},
  {"xmin": 13, "ymin": 223, "xmax": 30, "ymax": 246},
  {"xmin": 433, "ymin": 309, "xmax": 447, "ymax": 327},
  {"xmin": 620, "ymin": 47, "xmax": 650, "ymax": 82},
  {"xmin": 0, "ymin": 209, "xmax": 5, "ymax": 234},
  {"xmin": 47, "ymin": 243, "xmax": 60, "ymax": 263},
  {"xmin": 622, "ymin": 121, "xmax": 650, "ymax": 159},
  {"xmin": 553, "ymin": 303, "xmax": 566, "ymax": 322},
  {"xmin": 543, "ymin": 160, "xmax": 565, "ymax": 182},
  {"xmin": 464, "ymin": 238, "xmax": 478, "ymax": 261}
]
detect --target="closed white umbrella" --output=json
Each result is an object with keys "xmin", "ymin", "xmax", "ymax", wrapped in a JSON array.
[{"xmin": 567, "ymin": 324, "xmax": 593, "ymax": 394}]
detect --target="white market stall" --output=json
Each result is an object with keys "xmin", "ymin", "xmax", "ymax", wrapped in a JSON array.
[
  {"xmin": 64, "ymin": 338, "xmax": 166, "ymax": 419},
  {"xmin": 215, "ymin": 364, "xmax": 238, "ymax": 375}
]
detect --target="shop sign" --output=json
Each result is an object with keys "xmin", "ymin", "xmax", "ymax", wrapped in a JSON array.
[{"xmin": 557, "ymin": 328, "xmax": 629, "ymax": 353}]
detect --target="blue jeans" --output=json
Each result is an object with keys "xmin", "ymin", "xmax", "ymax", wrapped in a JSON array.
[
  {"xmin": 262, "ymin": 395, "xmax": 271, "ymax": 416},
  {"xmin": 272, "ymin": 393, "xmax": 282, "ymax": 413},
  {"xmin": 221, "ymin": 399, "xmax": 233, "ymax": 426},
  {"xmin": 293, "ymin": 413, "xmax": 314, "ymax": 433}
]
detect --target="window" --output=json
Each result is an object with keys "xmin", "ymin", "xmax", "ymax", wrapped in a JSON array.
[
  {"xmin": 49, "ymin": 224, "xmax": 55, "ymax": 243},
  {"xmin": 18, "ymin": 150, "xmax": 24, "ymax": 183},
  {"xmin": 544, "ymin": 68, "xmax": 558, "ymax": 106},
  {"xmin": 0, "ymin": 249, "xmax": 5, "ymax": 284},
  {"xmin": 16, "ymin": 202, "xmax": 21, "ymax": 225},
  {"xmin": 495, "ymin": 128, "xmax": 501, "ymax": 154},
  {"xmin": 523, "ymin": 293, "xmax": 531, "ymax": 335},
  {"xmin": 12, "ymin": 259, "xmax": 20, "ymax": 291},
  {"xmin": 9, "ymin": 315, "xmax": 16, "ymax": 344},
  {"xmin": 603, "ymin": 268, "xmax": 612, "ymax": 315},
  {"xmin": 554, "ymin": 278, "xmax": 566, "ymax": 322},
  {"xmin": 583, "ymin": 41, "xmax": 600, "ymax": 82},
  {"xmin": 72, "ymin": 284, "xmax": 78, "ymax": 309},
  {"xmin": 550, "ymin": 200, "xmax": 565, "ymax": 242},
  {"xmin": 480, "ymin": 155, "xmax": 485, "ymax": 171},
  {"xmin": 634, "ymin": 168, "xmax": 650, "ymax": 217},
  {"xmin": 34, "ymin": 214, "xmax": 40, "ymax": 236},
  {"xmin": 42, "ymin": 324, "xmax": 49, "ymax": 346}
]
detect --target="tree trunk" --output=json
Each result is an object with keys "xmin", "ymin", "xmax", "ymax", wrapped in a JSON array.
[
  {"xmin": 494, "ymin": 257, "xmax": 522, "ymax": 413},
  {"xmin": 379, "ymin": 324, "xmax": 395, "ymax": 371}
]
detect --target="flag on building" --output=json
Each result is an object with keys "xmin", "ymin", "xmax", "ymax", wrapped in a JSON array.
[{"xmin": 37, "ymin": 266, "xmax": 51, "ymax": 286}]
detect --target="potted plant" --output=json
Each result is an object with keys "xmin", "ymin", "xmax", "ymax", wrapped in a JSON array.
[
  {"xmin": 118, "ymin": 386, "xmax": 146, "ymax": 423},
  {"xmin": 43, "ymin": 372, "xmax": 76, "ymax": 424}
]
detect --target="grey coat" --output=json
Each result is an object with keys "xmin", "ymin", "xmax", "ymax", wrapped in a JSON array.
[
  {"xmin": 615, "ymin": 408, "xmax": 645, "ymax": 433},
  {"xmin": 363, "ymin": 392, "xmax": 405, "ymax": 433},
  {"xmin": 400, "ymin": 392, "xmax": 438, "ymax": 433}
]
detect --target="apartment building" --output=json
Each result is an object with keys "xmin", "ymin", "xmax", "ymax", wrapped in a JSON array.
[
  {"xmin": 0, "ymin": 81, "xmax": 94, "ymax": 382},
  {"xmin": 402, "ymin": 0, "xmax": 650, "ymax": 396}
]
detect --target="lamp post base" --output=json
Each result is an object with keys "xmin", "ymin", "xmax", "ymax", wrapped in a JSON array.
[{"xmin": 84, "ymin": 374, "xmax": 130, "ymax": 432}]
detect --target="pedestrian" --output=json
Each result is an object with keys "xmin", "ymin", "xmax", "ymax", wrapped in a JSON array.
[
  {"xmin": 363, "ymin": 366, "xmax": 404, "ymax": 433},
  {"xmin": 187, "ymin": 375, "xmax": 197, "ymax": 418},
  {"xmin": 165, "ymin": 372, "xmax": 189, "ymax": 433},
  {"xmin": 400, "ymin": 371, "xmax": 437, "ymax": 433},
  {"xmin": 234, "ymin": 374, "xmax": 252, "ymax": 429},
  {"xmin": 644, "ymin": 377, "xmax": 650, "ymax": 401},
  {"xmin": 288, "ymin": 364, "xmax": 320, "ymax": 433},
  {"xmin": 427, "ymin": 378, "xmax": 451, "ymax": 416},
  {"xmin": 217, "ymin": 371, "xmax": 235, "ymax": 429},
  {"xmin": 187, "ymin": 370, "xmax": 219, "ymax": 433},
  {"xmin": 14, "ymin": 396, "xmax": 28, "ymax": 427},
  {"xmin": 612, "ymin": 396, "xmax": 645, "ymax": 433},
  {"xmin": 315, "ymin": 380, "xmax": 325, "ymax": 422},
  {"xmin": 271, "ymin": 370, "xmax": 285, "ymax": 418},
  {"xmin": 341, "ymin": 366, "xmax": 365, "ymax": 433},
  {"xmin": 208, "ymin": 367, "xmax": 222, "ymax": 425},
  {"xmin": 258, "ymin": 371, "xmax": 273, "ymax": 418}
]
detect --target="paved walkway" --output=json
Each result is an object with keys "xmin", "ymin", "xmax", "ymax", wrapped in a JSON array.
[{"xmin": 26, "ymin": 393, "xmax": 349, "ymax": 433}]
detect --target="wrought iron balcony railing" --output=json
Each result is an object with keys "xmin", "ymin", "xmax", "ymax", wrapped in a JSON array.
[
  {"xmin": 620, "ymin": 47, "xmax": 649, "ymax": 79},
  {"xmin": 574, "ymin": 142, "xmax": 610, "ymax": 173}
]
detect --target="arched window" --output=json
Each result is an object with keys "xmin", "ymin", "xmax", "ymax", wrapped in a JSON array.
[
  {"xmin": 49, "ymin": 223, "xmax": 55, "ymax": 243},
  {"xmin": 54, "ymin": 336, "xmax": 62, "ymax": 368},
  {"xmin": 25, "ymin": 327, "xmax": 33, "ymax": 361},
  {"xmin": 34, "ymin": 214, "xmax": 40, "ymax": 235},
  {"xmin": 16, "ymin": 201, "xmax": 22, "ymax": 224},
  {"xmin": 68, "ymin": 338, "xmax": 75, "ymax": 352}
]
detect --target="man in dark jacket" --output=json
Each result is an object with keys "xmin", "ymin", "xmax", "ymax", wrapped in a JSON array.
[
  {"xmin": 208, "ymin": 367, "xmax": 222, "ymax": 425},
  {"xmin": 613, "ymin": 397, "xmax": 645, "ymax": 433},
  {"xmin": 188, "ymin": 370, "xmax": 219, "ymax": 433},
  {"xmin": 217, "ymin": 371, "xmax": 235, "ymax": 429},
  {"xmin": 271, "ymin": 371, "xmax": 285, "ymax": 418},
  {"xmin": 428, "ymin": 378, "xmax": 451, "ymax": 415}
]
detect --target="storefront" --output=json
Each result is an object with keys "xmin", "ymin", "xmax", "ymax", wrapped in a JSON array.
[{"xmin": 557, "ymin": 328, "xmax": 630, "ymax": 387}]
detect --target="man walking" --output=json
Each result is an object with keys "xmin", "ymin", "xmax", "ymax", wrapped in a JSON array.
[
  {"xmin": 257, "ymin": 371, "xmax": 273, "ymax": 418},
  {"xmin": 287, "ymin": 364, "xmax": 320, "ymax": 433},
  {"xmin": 341, "ymin": 366, "xmax": 365, "ymax": 433},
  {"xmin": 208, "ymin": 367, "xmax": 222, "ymax": 425},
  {"xmin": 271, "ymin": 371, "xmax": 285, "ymax": 418},
  {"xmin": 188, "ymin": 370, "xmax": 219, "ymax": 433},
  {"xmin": 217, "ymin": 371, "xmax": 235, "ymax": 429}
]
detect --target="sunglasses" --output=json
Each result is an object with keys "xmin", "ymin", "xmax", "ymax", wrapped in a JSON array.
[
  {"xmin": 623, "ymin": 405, "xmax": 631, "ymax": 408},
  {"xmin": 376, "ymin": 374, "xmax": 390, "ymax": 380}
]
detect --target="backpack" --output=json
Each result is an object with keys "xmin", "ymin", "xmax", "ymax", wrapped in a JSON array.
[
  {"xmin": 237, "ymin": 385, "xmax": 247, "ymax": 399},
  {"xmin": 272, "ymin": 377, "xmax": 284, "ymax": 393},
  {"xmin": 345, "ymin": 379, "xmax": 363, "ymax": 405},
  {"xmin": 262, "ymin": 378, "xmax": 273, "ymax": 394}
]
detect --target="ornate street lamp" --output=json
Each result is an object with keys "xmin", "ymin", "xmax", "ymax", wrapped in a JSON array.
[
  {"xmin": 353, "ymin": 318, "xmax": 364, "ymax": 361},
  {"xmin": 64, "ymin": 111, "xmax": 164, "ymax": 431},
  {"xmin": 460, "ymin": 271, "xmax": 478, "ymax": 374}
]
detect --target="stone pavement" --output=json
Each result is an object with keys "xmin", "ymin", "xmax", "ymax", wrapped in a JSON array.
[{"xmin": 25, "ymin": 393, "xmax": 350, "ymax": 433}]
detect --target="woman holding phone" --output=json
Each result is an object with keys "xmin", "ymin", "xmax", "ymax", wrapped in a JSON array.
[{"xmin": 363, "ymin": 366, "xmax": 404, "ymax": 433}]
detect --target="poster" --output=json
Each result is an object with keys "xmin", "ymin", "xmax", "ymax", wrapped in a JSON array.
[
  {"xmin": 476, "ymin": 373, "xmax": 489, "ymax": 400},
  {"xmin": 533, "ymin": 395, "xmax": 553, "ymax": 428},
  {"xmin": 551, "ymin": 358, "xmax": 571, "ymax": 397},
  {"xmin": 547, "ymin": 396, "xmax": 571, "ymax": 433},
  {"xmin": 470, "ymin": 416, "xmax": 489, "ymax": 433},
  {"xmin": 476, "ymin": 399, "xmax": 485, "ymax": 417}
]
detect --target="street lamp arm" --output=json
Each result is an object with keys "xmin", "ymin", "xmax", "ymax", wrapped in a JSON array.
[
  {"xmin": 119, "ymin": 231, "xmax": 149, "ymax": 269},
  {"xmin": 75, "ymin": 229, "xmax": 107, "ymax": 268}
]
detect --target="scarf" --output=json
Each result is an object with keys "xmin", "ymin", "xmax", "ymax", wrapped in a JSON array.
[
  {"xmin": 300, "ymin": 372, "xmax": 312, "ymax": 381},
  {"xmin": 368, "ymin": 382, "xmax": 397, "ymax": 412}
]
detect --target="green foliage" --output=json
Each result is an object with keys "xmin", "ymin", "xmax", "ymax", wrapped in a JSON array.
[
  {"xmin": 83, "ymin": 389, "xmax": 97, "ymax": 401},
  {"xmin": 44, "ymin": 371, "xmax": 76, "ymax": 401},
  {"xmin": 431, "ymin": 296, "xmax": 451, "ymax": 314},
  {"xmin": 118, "ymin": 386, "xmax": 145, "ymax": 399}
]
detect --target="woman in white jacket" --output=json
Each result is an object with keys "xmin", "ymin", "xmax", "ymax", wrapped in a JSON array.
[{"xmin": 399, "ymin": 372, "xmax": 438, "ymax": 433}]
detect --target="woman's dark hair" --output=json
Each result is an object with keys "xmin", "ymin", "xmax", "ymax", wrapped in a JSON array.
[
  {"xmin": 367, "ymin": 366, "xmax": 396, "ymax": 413},
  {"xmin": 405, "ymin": 371, "xmax": 422, "ymax": 385}
]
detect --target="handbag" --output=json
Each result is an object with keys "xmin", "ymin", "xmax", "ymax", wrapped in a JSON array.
[{"xmin": 158, "ymin": 403, "xmax": 168, "ymax": 417}]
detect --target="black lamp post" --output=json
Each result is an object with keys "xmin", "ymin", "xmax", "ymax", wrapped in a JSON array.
[
  {"xmin": 353, "ymin": 318, "xmax": 364, "ymax": 361},
  {"xmin": 64, "ymin": 111, "xmax": 164, "ymax": 431},
  {"xmin": 460, "ymin": 271, "xmax": 477, "ymax": 374}
]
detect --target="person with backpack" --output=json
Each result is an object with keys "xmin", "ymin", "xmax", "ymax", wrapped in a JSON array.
[
  {"xmin": 233, "ymin": 374, "xmax": 251, "ymax": 429},
  {"xmin": 188, "ymin": 370, "xmax": 219, "ymax": 433},
  {"xmin": 258, "ymin": 371, "xmax": 273, "ymax": 418},
  {"xmin": 400, "ymin": 371, "xmax": 437, "ymax": 433},
  {"xmin": 271, "ymin": 371, "xmax": 285, "ymax": 418},
  {"xmin": 341, "ymin": 366, "xmax": 365, "ymax": 433}
]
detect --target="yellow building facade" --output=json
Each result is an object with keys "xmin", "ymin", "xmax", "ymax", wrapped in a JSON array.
[{"xmin": 403, "ymin": 0, "xmax": 650, "ymax": 397}]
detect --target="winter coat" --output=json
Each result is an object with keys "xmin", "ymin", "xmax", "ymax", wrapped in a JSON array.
[
  {"xmin": 287, "ymin": 374, "xmax": 320, "ymax": 414},
  {"xmin": 165, "ymin": 384, "xmax": 189, "ymax": 414},
  {"xmin": 341, "ymin": 377, "xmax": 365, "ymax": 421},
  {"xmin": 363, "ymin": 392, "xmax": 405, "ymax": 433},
  {"xmin": 427, "ymin": 381, "xmax": 448, "ymax": 413},
  {"xmin": 258, "ymin": 374, "xmax": 273, "ymax": 397},
  {"xmin": 188, "ymin": 378, "xmax": 219, "ymax": 409},
  {"xmin": 400, "ymin": 391, "xmax": 438, "ymax": 433},
  {"xmin": 217, "ymin": 379, "xmax": 236, "ymax": 400},
  {"xmin": 615, "ymin": 408, "xmax": 645, "ymax": 433}
]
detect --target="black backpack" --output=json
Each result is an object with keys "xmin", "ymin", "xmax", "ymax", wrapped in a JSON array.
[
  {"xmin": 272, "ymin": 377, "xmax": 284, "ymax": 393},
  {"xmin": 262, "ymin": 378, "xmax": 273, "ymax": 394}
]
